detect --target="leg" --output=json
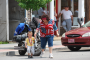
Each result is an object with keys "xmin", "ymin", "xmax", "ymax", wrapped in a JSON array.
[
  {"xmin": 49, "ymin": 47, "xmax": 53, "ymax": 53},
  {"xmin": 40, "ymin": 37, "xmax": 47, "ymax": 51},
  {"xmin": 27, "ymin": 46, "xmax": 31, "ymax": 58},
  {"xmin": 47, "ymin": 36, "xmax": 54, "ymax": 58},
  {"xmin": 62, "ymin": 20, "xmax": 67, "ymax": 31},
  {"xmin": 47, "ymin": 36, "xmax": 54, "ymax": 53},
  {"xmin": 31, "ymin": 46, "xmax": 34, "ymax": 56},
  {"xmin": 66, "ymin": 19, "xmax": 72, "ymax": 31},
  {"xmin": 40, "ymin": 37, "xmax": 47, "ymax": 57},
  {"xmin": 27, "ymin": 46, "xmax": 30, "ymax": 55}
]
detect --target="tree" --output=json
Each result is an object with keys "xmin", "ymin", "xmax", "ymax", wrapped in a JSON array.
[{"xmin": 15, "ymin": 0, "xmax": 52, "ymax": 10}]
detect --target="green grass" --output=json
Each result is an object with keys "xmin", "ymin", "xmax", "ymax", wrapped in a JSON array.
[{"xmin": 0, "ymin": 41, "xmax": 9, "ymax": 44}]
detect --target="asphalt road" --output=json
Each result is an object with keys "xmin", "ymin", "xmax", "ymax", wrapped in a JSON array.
[{"xmin": 0, "ymin": 47, "xmax": 90, "ymax": 60}]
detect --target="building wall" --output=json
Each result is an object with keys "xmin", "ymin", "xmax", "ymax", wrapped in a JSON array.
[
  {"xmin": 0, "ymin": 0, "xmax": 7, "ymax": 41},
  {"xmin": 9, "ymin": 0, "xmax": 25, "ymax": 22},
  {"xmin": 0, "ymin": 0, "xmax": 25, "ymax": 41},
  {"xmin": 9, "ymin": 0, "xmax": 25, "ymax": 40}
]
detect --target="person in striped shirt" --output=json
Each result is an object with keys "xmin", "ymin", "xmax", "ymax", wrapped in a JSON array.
[{"xmin": 34, "ymin": 15, "xmax": 59, "ymax": 58}]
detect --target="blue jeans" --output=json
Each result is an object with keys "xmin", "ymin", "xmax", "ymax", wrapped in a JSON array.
[
  {"xmin": 40, "ymin": 35, "xmax": 54, "ymax": 49},
  {"xmin": 62, "ymin": 19, "xmax": 72, "ymax": 31}
]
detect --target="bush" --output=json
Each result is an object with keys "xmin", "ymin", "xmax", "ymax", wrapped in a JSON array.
[{"xmin": 0, "ymin": 41, "xmax": 9, "ymax": 44}]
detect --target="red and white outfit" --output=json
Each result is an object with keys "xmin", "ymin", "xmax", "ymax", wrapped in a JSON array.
[{"xmin": 36, "ymin": 19, "xmax": 58, "ymax": 37}]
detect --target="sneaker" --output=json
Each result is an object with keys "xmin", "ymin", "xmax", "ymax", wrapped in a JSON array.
[
  {"xmin": 30, "ymin": 56, "xmax": 33, "ymax": 58},
  {"xmin": 49, "ymin": 53, "xmax": 53, "ymax": 58},
  {"xmin": 40, "ymin": 51, "xmax": 45, "ymax": 57},
  {"xmin": 28, "ymin": 55, "xmax": 30, "ymax": 58}
]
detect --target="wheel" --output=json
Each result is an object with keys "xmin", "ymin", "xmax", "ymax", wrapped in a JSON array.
[
  {"xmin": 33, "ymin": 42, "xmax": 41, "ymax": 56},
  {"xmin": 18, "ymin": 49, "xmax": 26, "ymax": 55},
  {"xmin": 68, "ymin": 46, "xmax": 81, "ymax": 51},
  {"xmin": 18, "ymin": 42, "xmax": 26, "ymax": 55}
]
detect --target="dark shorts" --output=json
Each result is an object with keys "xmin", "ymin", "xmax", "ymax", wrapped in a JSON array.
[{"xmin": 40, "ymin": 35, "xmax": 54, "ymax": 49}]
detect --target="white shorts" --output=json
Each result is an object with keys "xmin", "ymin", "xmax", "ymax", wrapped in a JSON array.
[{"xmin": 27, "ymin": 46, "xmax": 34, "ymax": 54}]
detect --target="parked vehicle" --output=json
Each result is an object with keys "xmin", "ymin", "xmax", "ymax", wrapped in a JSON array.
[
  {"xmin": 61, "ymin": 21, "xmax": 90, "ymax": 51},
  {"xmin": 13, "ymin": 17, "xmax": 41, "ymax": 56}
]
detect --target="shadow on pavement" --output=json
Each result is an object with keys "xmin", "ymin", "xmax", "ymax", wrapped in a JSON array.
[
  {"xmin": 57, "ymin": 49, "xmax": 90, "ymax": 52},
  {"xmin": 19, "ymin": 57, "xmax": 48, "ymax": 60}
]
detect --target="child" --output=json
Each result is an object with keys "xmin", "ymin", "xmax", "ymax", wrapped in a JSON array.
[{"xmin": 25, "ymin": 31, "xmax": 35, "ymax": 58}]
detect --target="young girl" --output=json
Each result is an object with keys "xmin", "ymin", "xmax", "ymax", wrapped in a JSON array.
[{"xmin": 25, "ymin": 31, "xmax": 35, "ymax": 58}]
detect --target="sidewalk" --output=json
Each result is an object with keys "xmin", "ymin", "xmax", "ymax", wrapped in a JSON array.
[
  {"xmin": 54, "ymin": 36, "xmax": 61, "ymax": 41},
  {"xmin": 0, "ymin": 37, "xmax": 66, "ymax": 56}
]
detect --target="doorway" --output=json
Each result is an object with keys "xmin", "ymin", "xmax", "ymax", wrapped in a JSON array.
[{"xmin": 9, "ymin": 0, "xmax": 25, "ymax": 40}]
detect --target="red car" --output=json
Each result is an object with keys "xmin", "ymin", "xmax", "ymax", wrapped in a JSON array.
[{"xmin": 61, "ymin": 21, "xmax": 90, "ymax": 51}]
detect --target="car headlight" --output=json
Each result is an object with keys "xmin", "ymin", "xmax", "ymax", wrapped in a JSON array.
[
  {"xmin": 82, "ymin": 32, "xmax": 90, "ymax": 37},
  {"xmin": 62, "ymin": 33, "xmax": 65, "ymax": 37}
]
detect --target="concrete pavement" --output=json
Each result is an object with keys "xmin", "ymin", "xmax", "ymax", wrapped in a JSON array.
[
  {"xmin": 54, "ymin": 36, "xmax": 61, "ymax": 41},
  {"xmin": 0, "ymin": 36, "xmax": 66, "ymax": 56}
]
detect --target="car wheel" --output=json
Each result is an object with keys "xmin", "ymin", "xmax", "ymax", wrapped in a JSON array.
[
  {"xmin": 67, "ymin": 46, "xmax": 81, "ymax": 51},
  {"xmin": 18, "ymin": 42, "xmax": 26, "ymax": 55},
  {"xmin": 33, "ymin": 42, "xmax": 41, "ymax": 56}
]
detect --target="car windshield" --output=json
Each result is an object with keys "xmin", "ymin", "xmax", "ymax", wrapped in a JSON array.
[{"xmin": 83, "ymin": 21, "xmax": 90, "ymax": 27}]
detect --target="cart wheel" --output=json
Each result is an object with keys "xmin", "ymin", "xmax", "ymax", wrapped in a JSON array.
[
  {"xmin": 18, "ymin": 49, "xmax": 26, "ymax": 55},
  {"xmin": 18, "ymin": 42, "xmax": 26, "ymax": 55},
  {"xmin": 34, "ymin": 42, "xmax": 41, "ymax": 56}
]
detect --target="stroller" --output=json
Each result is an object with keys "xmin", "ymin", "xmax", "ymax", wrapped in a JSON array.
[{"xmin": 13, "ymin": 17, "xmax": 41, "ymax": 56}]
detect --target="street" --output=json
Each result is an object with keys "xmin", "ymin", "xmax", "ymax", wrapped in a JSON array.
[{"xmin": 0, "ymin": 47, "xmax": 90, "ymax": 60}]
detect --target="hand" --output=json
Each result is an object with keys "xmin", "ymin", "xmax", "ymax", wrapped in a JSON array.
[
  {"xmin": 57, "ymin": 18, "xmax": 59, "ymax": 20},
  {"xmin": 56, "ymin": 33, "xmax": 59, "ymax": 37},
  {"xmin": 34, "ymin": 33, "xmax": 37, "ymax": 39}
]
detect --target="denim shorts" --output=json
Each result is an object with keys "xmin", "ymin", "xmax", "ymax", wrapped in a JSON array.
[{"xmin": 40, "ymin": 35, "xmax": 54, "ymax": 49}]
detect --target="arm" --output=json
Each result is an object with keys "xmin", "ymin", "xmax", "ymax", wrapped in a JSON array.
[
  {"xmin": 56, "ymin": 30, "xmax": 59, "ymax": 37},
  {"xmin": 53, "ymin": 21, "xmax": 59, "ymax": 37},
  {"xmin": 25, "ymin": 39, "xmax": 27, "ymax": 48},
  {"xmin": 54, "ymin": 11, "xmax": 57, "ymax": 17},
  {"xmin": 34, "ymin": 23, "xmax": 40, "ymax": 39},
  {"xmin": 43, "ymin": 12, "xmax": 46, "ymax": 15},
  {"xmin": 34, "ymin": 29, "xmax": 39, "ymax": 39},
  {"xmin": 57, "ymin": 13, "xmax": 62, "ymax": 20},
  {"xmin": 71, "ymin": 15, "xmax": 73, "ymax": 22},
  {"xmin": 71, "ymin": 15, "xmax": 73, "ymax": 25}
]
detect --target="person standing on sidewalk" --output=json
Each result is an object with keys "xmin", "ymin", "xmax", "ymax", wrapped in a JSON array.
[
  {"xmin": 42, "ymin": 7, "xmax": 49, "ymax": 15},
  {"xmin": 34, "ymin": 15, "xmax": 59, "ymax": 58},
  {"xmin": 57, "ymin": 6, "xmax": 73, "ymax": 31},
  {"xmin": 54, "ymin": 7, "xmax": 57, "ymax": 24},
  {"xmin": 38, "ymin": 7, "xmax": 44, "ymax": 19},
  {"xmin": 25, "ymin": 31, "xmax": 35, "ymax": 58}
]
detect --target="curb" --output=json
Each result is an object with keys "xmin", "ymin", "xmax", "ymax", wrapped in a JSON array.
[
  {"xmin": 0, "ymin": 46, "xmax": 67, "ymax": 56},
  {"xmin": 0, "ymin": 50, "xmax": 18, "ymax": 56}
]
